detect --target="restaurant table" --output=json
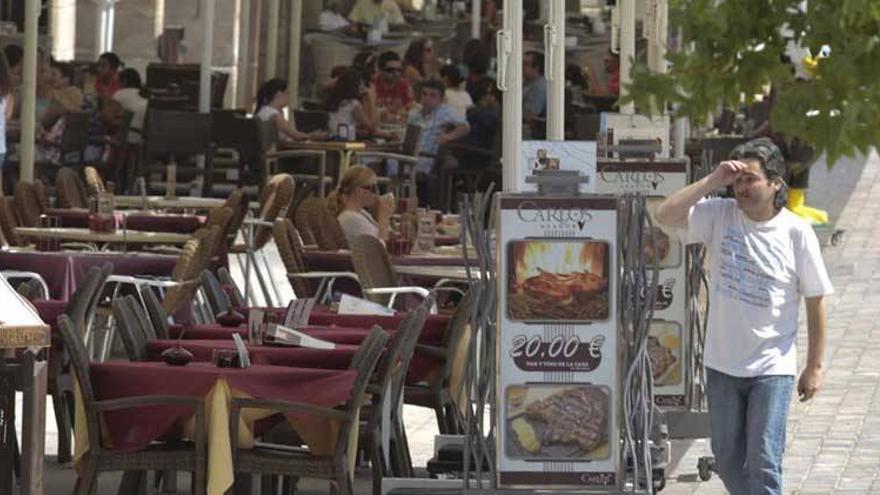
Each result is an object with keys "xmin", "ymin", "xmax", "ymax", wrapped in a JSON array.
[
  {"xmin": 303, "ymin": 249, "xmax": 469, "ymax": 271},
  {"xmin": 0, "ymin": 249, "xmax": 179, "ymax": 300},
  {"xmin": 15, "ymin": 227, "xmax": 192, "ymax": 249},
  {"xmin": 394, "ymin": 265, "xmax": 478, "ymax": 282},
  {"xmin": 0, "ymin": 276, "xmax": 49, "ymax": 495},
  {"xmin": 43, "ymin": 209, "xmax": 204, "ymax": 234},
  {"xmin": 145, "ymin": 339, "xmax": 358, "ymax": 368},
  {"xmin": 113, "ymin": 195, "xmax": 260, "ymax": 211},
  {"xmin": 169, "ymin": 321, "xmax": 446, "ymax": 384},
  {"xmin": 74, "ymin": 361, "xmax": 358, "ymax": 495}
]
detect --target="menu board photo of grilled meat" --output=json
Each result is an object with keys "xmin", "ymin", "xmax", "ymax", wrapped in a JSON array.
[
  {"xmin": 648, "ymin": 321, "xmax": 682, "ymax": 386},
  {"xmin": 644, "ymin": 198, "xmax": 681, "ymax": 268},
  {"xmin": 507, "ymin": 240, "xmax": 610, "ymax": 322},
  {"xmin": 506, "ymin": 385, "xmax": 611, "ymax": 460}
]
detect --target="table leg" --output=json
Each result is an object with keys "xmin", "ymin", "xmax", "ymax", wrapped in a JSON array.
[{"xmin": 0, "ymin": 364, "xmax": 15, "ymax": 495}]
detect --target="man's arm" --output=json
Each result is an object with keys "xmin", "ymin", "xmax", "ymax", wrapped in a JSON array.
[
  {"xmin": 438, "ymin": 122, "xmax": 470, "ymax": 145},
  {"xmin": 654, "ymin": 160, "xmax": 748, "ymax": 229},
  {"xmin": 798, "ymin": 296, "xmax": 825, "ymax": 401}
]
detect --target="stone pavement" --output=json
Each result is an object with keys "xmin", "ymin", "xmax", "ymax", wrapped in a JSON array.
[{"xmin": 663, "ymin": 150, "xmax": 880, "ymax": 494}]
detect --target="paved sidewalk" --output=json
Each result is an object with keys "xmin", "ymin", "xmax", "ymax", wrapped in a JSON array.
[{"xmin": 663, "ymin": 150, "xmax": 880, "ymax": 494}]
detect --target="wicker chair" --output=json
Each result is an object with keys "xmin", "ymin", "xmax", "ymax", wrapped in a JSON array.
[
  {"xmin": 349, "ymin": 234, "xmax": 436, "ymax": 309},
  {"xmin": 112, "ymin": 296, "xmax": 149, "ymax": 361},
  {"xmin": 56, "ymin": 167, "xmax": 90, "ymax": 209},
  {"xmin": 222, "ymin": 188, "xmax": 248, "ymax": 240},
  {"xmin": 362, "ymin": 297, "xmax": 433, "ymax": 492},
  {"xmin": 405, "ymin": 288, "xmax": 477, "ymax": 436},
  {"xmin": 103, "ymin": 227, "xmax": 219, "ymax": 359},
  {"xmin": 56, "ymin": 315, "xmax": 207, "ymax": 495},
  {"xmin": 230, "ymin": 327, "xmax": 389, "ymax": 495},
  {"xmin": 199, "ymin": 269, "xmax": 232, "ymax": 318},
  {"xmin": 13, "ymin": 181, "xmax": 44, "ymax": 227},
  {"xmin": 292, "ymin": 200, "xmax": 318, "ymax": 246},
  {"xmin": 273, "ymin": 218, "xmax": 361, "ymax": 302},
  {"xmin": 204, "ymin": 206, "xmax": 234, "ymax": 255},
  {"xmin": 32, "ymin": 178, "xmax": 51, "ymax": 211},
  {"xmin": 217, "ymin": 267, "xmax": 246, "ymax": 308},
  {"xmin": 295, "ymin": 197, "xmax": 348, "ymax": 251},
  {"xmin": 0, "ymin": 197, "xmax": 24, "ymax": 246},
  {"xmin": 139, "ymin": 283, "xmax": 171, "ymax": 338},
  {"xmin": 84, "ymin": 166, "xmax": 106, "ymax": 196},
  {"xmin": 229, "ymin": 174, "xmax": 295, "ymax": 305}
]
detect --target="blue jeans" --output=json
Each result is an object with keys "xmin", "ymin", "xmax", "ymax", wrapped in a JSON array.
[{"xmin": 706, "ymin": 368, "xmax": 794, "ymax": 495}]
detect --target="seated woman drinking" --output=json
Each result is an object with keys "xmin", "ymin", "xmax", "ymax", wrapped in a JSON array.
[
  {"xmin": 329, "ymin": 165, "xmax": 395, "ymax": 246},
  {"xmin": 255, "ymin": 78, "xmax": 325, "ymax": 143}
]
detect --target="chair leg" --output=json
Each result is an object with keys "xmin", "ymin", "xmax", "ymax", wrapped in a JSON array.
[
  {"xmin": 248, "ymin": 250, "xmax": 272, "ymax": 307},
  {"xmin": 118, "ymin": 470, "xmax": 147, "ymax": 495},
  {"xmin": 12, "ymin": 428, "xmax": 20, "ymax": 479},
  {"xmin": 161, "ymin": 470, "xmax": 177, "ymax": 493},
  {"xmin": 74, "ymin": 460, "xmax": 97, "ymax": 495},
  {"xmin": 261, "ymin": 474, "xmax": 278, "ymax": 494},
  {"xmin": 370, "ymin": 430, "xmax": 386, "ymax": 495},
  {"xmin": 281, "ymin": 475, "xmax": 299, "ymax": 494},
  {"xmin": 51, "ymin": 389, "xmax": 72, "ymax": 463},
  {"xmin": 260, "ymin": 250, "xmax": 284, "ymax": 306},
  {"xmin": 434, "ymin": 403, "xmax": 448, "ymax": 435},
  {"xmin": 394, "ymin": 418, "xmax": 415, "ymax": 477}
]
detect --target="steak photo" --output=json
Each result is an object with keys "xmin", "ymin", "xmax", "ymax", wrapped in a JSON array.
[{"xmin": 525, "ymin": 387, "xmax": 609, "ymax": 452}]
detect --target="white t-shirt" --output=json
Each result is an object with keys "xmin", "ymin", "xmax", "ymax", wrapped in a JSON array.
[
  {"xmin": 319, "ymin": 10, "xmax": 351, "ymax": 31},
  {"xmin": 113, "ymin": 88, "xmax": 148, "ymax": 143},
  {"xmin": 444, "ymin": 88, "xmax": 473, "ymax": 120},
  {"xmin": 682, "ymin": 198, "xmax": 833, "ymax": 377},
  {"xmin": 328, "ymin": 100, "xmax": 360, "ymax": 140},
  {"xmin": 256, "ymin": 105, "xmax": 280, "ymax": 122},
  {"xmin": 338, "ymin": 209, "xmax": 380, "ymax": 246}
]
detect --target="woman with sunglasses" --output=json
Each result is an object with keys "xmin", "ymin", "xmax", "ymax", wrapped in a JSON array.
[{"xmin": 330, "ymin": 165, "xmax": 395, "ymax": 246}]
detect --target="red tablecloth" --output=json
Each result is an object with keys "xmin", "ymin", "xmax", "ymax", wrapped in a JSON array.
[
  {"xmin": 170, "ymin": 320, "xmax": 446, "ymax": 384},
  {"xmin": 43, "ymin": 210, "xmax": 203, "ymax": 234},
  {"xmin": 242, "ymin": 306, "xmax": 451, "ymax": 335},
  {"xmin": 90, "ymin": 361, "xmax": 357, "ymax": 453},
  {"xmin": 0, "ymin": 250, "xmax": 178, "ymax": 300},
  {"xmin": 146, "ymin": 339, "xmax": 357, "ymax": 368}
]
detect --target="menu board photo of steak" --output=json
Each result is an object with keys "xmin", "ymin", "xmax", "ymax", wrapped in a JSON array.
[
  {"xmin": 648, "ymin": 321, "xmax": 682, "ymax": 386},
  {"xmin": 506, "ymin": 385, "xmax": 611, "ymax": 460},
  {"xmin": 507, "ymin": 240, "xmax": 610, "ymax": 322},
  {"xmin": 644, "ymin": 198, "xmax": 682, "ymax": 268}
]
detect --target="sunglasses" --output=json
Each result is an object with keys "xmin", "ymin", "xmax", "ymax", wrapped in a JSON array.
[
  {"xmin": 360, "ymin": 184, "xmax": 379, "ymax": 193},
  {"xmin": 383, "ymin": 67, "xmax": 402, "ymax": 74}
]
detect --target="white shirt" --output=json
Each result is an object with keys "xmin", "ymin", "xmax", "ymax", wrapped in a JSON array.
[
  {"xmin": 319, "ymin": 10, "xmax": 351, "ymax": 31},
  {"xmin": 338, "ymin": 209, "xmax": 380, "ymax": 247},
  {"xmin": 444, "ymin": 88, "xmax": 473, "ymax": 120},
  {"xmin": 113, "ymin": 88, "xmax": 148, "ymax": 143},
  {"xmin": 256, "ymin": 105, "xmax": 280, "ymax": 122},
  {"xmin": 683, "ymin": 198, "xmax": 833, "ymax": 377},
  {"xmin": 328, "ymin": 100, "xmax": 359, "ymax": 140},
  {"xmin": 0, "ymin": 96, "xmax": 6, "ymax": 155}
]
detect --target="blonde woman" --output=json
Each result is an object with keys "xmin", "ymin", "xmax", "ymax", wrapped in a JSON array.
[{"xmin": 329, "ymin": 165, "xmax": 395, "ymax": 246}]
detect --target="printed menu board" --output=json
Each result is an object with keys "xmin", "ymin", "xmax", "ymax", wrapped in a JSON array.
[
  {"xmin": 595, "ymin": 160, "xmax": 689, "ymax": 407},
  {"xmin": 496, "ymin": 195, "xmax": 620, "ymax": 490},
  {"xmin": 519, "ymin": 141, "xmax": 598, "ymax": 194}
]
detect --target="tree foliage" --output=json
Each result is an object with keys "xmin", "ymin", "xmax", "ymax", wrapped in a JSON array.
[{"xmin": 625, "ymin": 0, "xmax": 880, "ymax": 165}]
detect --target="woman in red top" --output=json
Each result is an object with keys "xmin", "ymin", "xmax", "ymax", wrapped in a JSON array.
[{"xmin": 95, "ymin": 52, "xmax": 121, "ymax": 98}]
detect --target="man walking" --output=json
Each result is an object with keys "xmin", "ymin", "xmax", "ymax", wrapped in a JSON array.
[{"xmin": 655, "ymin": 138, "xmax": 833, "ymax": 494}]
